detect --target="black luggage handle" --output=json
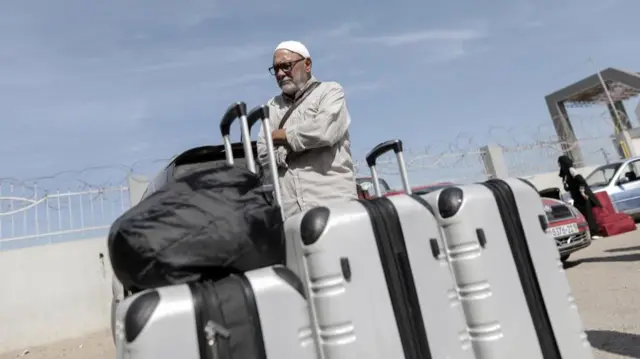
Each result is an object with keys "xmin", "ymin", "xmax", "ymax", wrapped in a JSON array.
[
  {"xmin": 219, "ymin": 102, "xmax": 257, "ymax": 174},
  {"xmin": 220, "ymin": 102, "xmax": 247, "ymax": 137},
  {"xmin": 246, "ymin": 105, "xmax": 265, "ymax": 131},
  {"xmin": 365, "ymin": 139, "xmax": 403, "ymax": 167},
  {"xmin": 247, "ymin": 105, "xmax": 285, "ymax": 219},
  {"xmin": 365, "ymin": 139, "xmax": 412, "ymax": 197}
]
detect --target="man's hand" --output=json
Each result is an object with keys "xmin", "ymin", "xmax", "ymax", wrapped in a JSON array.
[{"xmin": 271, "ymin": 129, "xmax": 287, "ymax": 144}]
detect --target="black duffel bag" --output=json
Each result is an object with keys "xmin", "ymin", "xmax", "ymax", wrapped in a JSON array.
[{"xmin": 108, "ymin": 141, "xmax": 284, "ymax": 292}]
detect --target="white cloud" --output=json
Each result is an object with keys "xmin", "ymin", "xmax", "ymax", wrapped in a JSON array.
[
  {"xmin": 119, "ymin": 43, "xmax": 272, "ymax": 76},
  {"xmin": 325, "ymin": 22, "xmax": 363, "ymax": 38},
  {"xmin": 355, "ymin": 29, "xmax": 487, "ymax": 46},
  {"xmin": 424, "ymin": 43, "xmax": 467, "ymax": 64},
  {"xmin": 304, "ymin": 21, "xmax": 363, "ymax": 43},
  {"xmin": 343, "ymin": 28, "xmax": 486, "ymax": 65}
]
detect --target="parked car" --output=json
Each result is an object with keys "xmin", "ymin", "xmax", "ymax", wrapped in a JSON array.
[
  {"xmin": 356, "ymin": 178, "xmax": 591, "ymax": 262},
  {"xmin": 567, "ymin": 157, "xmax": 640, "ymax": 220},
  {"xmin": 541, "ymin": 197, "xmax": 591, "ymax": 262}
]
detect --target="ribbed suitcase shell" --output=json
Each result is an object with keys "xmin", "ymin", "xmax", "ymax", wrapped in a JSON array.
[
  {"xmin": 113, "ymin": 266, "xmax": 316, "ymax": 359},
  {"xmin": 423, "ymin": 178, "xmax": 593, "ymax": 359},
  {"xmin": 285, "ymin": 194, "xmax": 474, "ymax": 359}
]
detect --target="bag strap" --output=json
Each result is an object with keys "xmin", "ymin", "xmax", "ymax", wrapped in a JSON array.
[
  {"xmin": 237, "ymin": 82, "xmax": 321, "ymax": 143},
  {"xmin": 277, "ymin": 81, "xmax": 322, "ymax": 129}
]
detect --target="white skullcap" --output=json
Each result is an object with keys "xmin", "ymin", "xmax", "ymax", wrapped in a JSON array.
[{"xmin": 274, "ymin": 41, "xmax": 311, "ymax": 58}]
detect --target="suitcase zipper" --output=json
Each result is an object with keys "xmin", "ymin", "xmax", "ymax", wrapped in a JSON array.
[
  {"xmin": 191, "ymin": 282, "xmax": 231, "ymax": 359},
  {"xmin": 204, "ymin": 320, "xmax": 230, "ymax": 359},
  {"xmin": 208, "ymin": 281, "xmax": 232, "ymax": 359}
]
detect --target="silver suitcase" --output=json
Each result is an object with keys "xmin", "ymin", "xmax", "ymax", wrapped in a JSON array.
[
  {"xmin": 423, "ymin": 177, "xmax": 593, "ymax": 359},
  {"xmin": 284, "ymin": 139, "xmax": 473, "ymax": 359},
  {"xmin": 114, "ymin": 266, "xmax": 315, "ymax": 359},
  {"xmin": 113, "ymin": 102, "xmax": 318, "ymax": 359}
]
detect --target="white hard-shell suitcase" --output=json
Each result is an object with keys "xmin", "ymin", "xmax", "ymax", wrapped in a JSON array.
[
  {"xmin": 113, "ymin": 102, "xmax": 318, "ymax": 359},
  {"xmin": 423, "ymin": 177, "xmax": 593, "ymax": 359},
  {"xmin": 114, "ymin": 266, "xmax": 315, "ymax": 359},
  {"xmin": 283, "ymin": 139, "xmax": 474, "ymax": 359}
]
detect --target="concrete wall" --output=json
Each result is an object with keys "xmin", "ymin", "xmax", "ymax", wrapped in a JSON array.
[{"xmin": 0, "ymin": 237, "xmax": 114, "ymax": 354}]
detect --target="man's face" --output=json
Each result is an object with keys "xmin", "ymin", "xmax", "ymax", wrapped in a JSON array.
[{"xmin": 272, "ymin": 49, "xmax": 311, "ymax": 95}]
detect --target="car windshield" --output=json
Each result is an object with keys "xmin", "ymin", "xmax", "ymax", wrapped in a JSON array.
[
  {"xmin": 585, "ymin": 163, "xmax": 622, "ymax": 187},
  {"xmin": 356, "ymin": 177, "xmax": 391, "ymax": 196}
]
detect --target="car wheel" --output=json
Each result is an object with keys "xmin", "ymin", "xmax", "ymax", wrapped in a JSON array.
[{"xmin": 560, "ymin": 254, "xmax": 570, "ymax": 262}]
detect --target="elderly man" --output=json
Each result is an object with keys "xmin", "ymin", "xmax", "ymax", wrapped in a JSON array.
[{"xmin": 257, "ymin": 40, "xmax": 357, "ymax": 218}]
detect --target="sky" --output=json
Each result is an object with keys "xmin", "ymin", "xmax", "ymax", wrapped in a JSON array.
[{"xmin": 1, "ymin": 0, "xmax": 640, "ymax": 188}]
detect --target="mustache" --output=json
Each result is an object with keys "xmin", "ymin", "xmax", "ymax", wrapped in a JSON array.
[{"xmin": 278, "ymin": 77, "xmax": 293, "ymax": 86}]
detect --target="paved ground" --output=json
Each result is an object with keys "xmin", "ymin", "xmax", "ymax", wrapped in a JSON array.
[
  {"xmin": 0, "ymin": 330, "xmax": 114, "ymax": 359},
  {"xmin": 1, "ymin": 231, "xmax": 639, "ymax": 359},
  {"xmin": 563, "ymin": 230, "xmax": 640, "ymax": 358}
]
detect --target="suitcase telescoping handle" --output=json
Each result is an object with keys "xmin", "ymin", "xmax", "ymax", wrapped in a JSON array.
[
  {"xmin": 365, "ymin": 139, "xmax": 412, "ymax": 197},
  {"xmin": 246, "ymin": 105, "xmax": 285, "ymax": 219},
  {"xmin": 220, "ymin": 101, "xmax": 257, "ymax": 174}
]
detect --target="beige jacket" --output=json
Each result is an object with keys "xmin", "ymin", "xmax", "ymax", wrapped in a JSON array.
[{"xmin": 257, "ymin": 76, "xmax": 358, "ymax": 218}]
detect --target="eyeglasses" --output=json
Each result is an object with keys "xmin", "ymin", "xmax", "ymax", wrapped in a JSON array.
[{"xmin": 268, "ymin": 58, "xmax": 305, "ymax": 76}]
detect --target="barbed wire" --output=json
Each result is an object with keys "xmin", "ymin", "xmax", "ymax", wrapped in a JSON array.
[
  {"xmin": 0, "ymin": 158, "xmax": 172, "ymax": 192},
  {"xmin": 0, "ymin": 112, "xmax": 629, "ymax": 193},
  {"xmin": 353, "ymin": 111, "xmax": 628, "ymax": 184},
  {"xmin": 0, "ymin": 111, "xmax": 632, "ymax": 246}
]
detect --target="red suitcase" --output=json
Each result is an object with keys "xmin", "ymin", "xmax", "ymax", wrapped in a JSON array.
[{"xmin": 591, "ymin": 192, "xmax": 636, "ymax": 237}]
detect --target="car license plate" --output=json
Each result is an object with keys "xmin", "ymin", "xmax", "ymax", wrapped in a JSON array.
[{"xmin": 549, "ymin": 223, "xmax": 579, "ymax": 238}]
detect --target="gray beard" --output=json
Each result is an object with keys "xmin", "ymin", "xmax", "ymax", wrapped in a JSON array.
[
  {"xmin": 280, "ymin": 83, "xmax": 298, "ymax": 95},
  {"xmin": 281, "ymin": 74, "xmax": 310, "ymax": 94}
]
